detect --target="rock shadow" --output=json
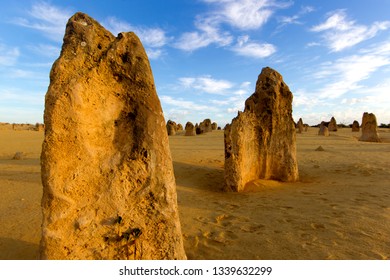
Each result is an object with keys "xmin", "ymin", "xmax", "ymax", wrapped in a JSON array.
[
  {"xmin": 0, "ymin": 238, "xmax": 39, "ymax": 260},
  {"xmin": 172, "ymin": 161, "xmax": 224, "ymax": 193}
]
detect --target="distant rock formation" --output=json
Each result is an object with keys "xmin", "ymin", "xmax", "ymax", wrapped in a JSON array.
[
  {"xmin": 304, "ymin": 124, "xmax": 309, "ymax": 132},
  {"xmin": 195, "ymin": 123, "xmax": 201, "ymax": 135},
  {"xmin": 35, "ymin": 123, "xmax": 45, "ymax": 132},
  {"xmin": 40, "ymin": 12, "xmax": 186, "ymax": 260},
  {"xmin": 296, "ymin": 118, "xmax": 304, "ymax": 133},
  {"xmin": 211, "ymin": 122, "xmax": 218, "ymax": 130},
  {"xmin": 328, "ymin": 117, "xmax": 337, "ymax": 131},
  {"xmin": 198, "ymin": 119, "xmax": 212, "ymax": 134},
  {"xmin": 318, "ymin": 122, "xmax": 329, "ymax": 136},
  {"xmin": 176, "ymin": 123, "xmax": 183, "ymax": 131},
  {"xmin": 12, "ymin": 152, "xmax": 25, "ymax": 160},
  {"xmin": 352, "ymin": 120, "xmax": 360, "ymax": 132},
  {"xmin": 184, "ymin": 122, "xmax": 196, "ymax": 136},
  {"xmin": 315, "ymin": 146, "xmax": 325, "ymax": 151},
  {"xmin": 166, "ymin": 120, "xmax": 177, "ymax": 136},
  {"xmin": 224, "ymin": 67, "xmax": 299, "ymax": 192},
  {"xmin": 359, "ymin": 112, "xmax": 381, "ymax": 142}
]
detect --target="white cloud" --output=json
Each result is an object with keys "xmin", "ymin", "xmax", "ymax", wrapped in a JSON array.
[
  {"xmin": 103, "ymin": 17, "xmax": 169, "ymax": 59},
  {"xmin": 311, "ymin": 10, "xmax": 390, "ymax": 52},
  {"xmin": 316, "ymin": 53, "xmax": 390, "ymax": 99},
  {"xmin": 11, "ymin": 1, "xmax": 72, "ymax": 42},
  {"xmin": 174, "ymin": 16, "xmax": 233, "ymax": 51},
  {"xmin": 278, "ymin": 5, "xmax": 315, "ymax": 26},
  {"xmin": 174, "ymin": 0, "xmax": 287, "ymax": 52},
  {"xmin": 104, "ymin": 17, "xmax": 169, "ymax": 48},
  {"xmin": 292, "ymin": 40, "xmax": 390, "ymax": 125},
  {"xmin": 160, "ymin": 95, "xmax": 213, "ymax": 111},
  {"xmin": 0, "ymin": 44, "xmax": 19, "ymax": 66},
  {"xmin": 232, "ymin": 35, "xmax": 276, "ymax": 58},
  {"xmin": 178, "ymin": 75, "xmax": 234, "ymax": 94},
  {"xmin": 203, "ymin": 0, "xmax": 292, "ymax": 30},
  {"xmin": 0, "ymin": 87, "xmax": 44, "ymax": 106},
  {"xmin": 29, "ymin": 43, "xmax": 60, "ymax": 58}
]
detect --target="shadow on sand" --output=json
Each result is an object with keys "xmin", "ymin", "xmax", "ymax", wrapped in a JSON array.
[{"xmin": 0, "ymin": 238, "xmax": 39, "ymax": 260}]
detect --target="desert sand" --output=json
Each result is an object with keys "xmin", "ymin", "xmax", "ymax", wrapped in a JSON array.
[{"xmin": 0, "ymin": 127, "xmax": 389, "ymax": 260}]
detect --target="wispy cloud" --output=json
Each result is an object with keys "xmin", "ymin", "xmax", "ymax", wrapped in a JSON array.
[
  {"xmin": 11, "ymin": 1, "xmax": 72, "ymax": 42},
  {"xmin": 104, "ymin": 17, "xmax": 169, "ymax": 48},
  {"xmin": 103, "ymin": 16, "xmax": 169, "ymax": 59},
  {"xmin": 29, "ymin": 43, "xmax": 60, "ymax": 58},
  {"xmin": 203, "ymin": 0, "xmax": 292, "ymax": 30},
  {"xmin": 231, "ymin": 35, "xmax": 276, "ymax": 58},
  {"xmin": 278, "ymin": 5, "xmax": 315, "ymax": 26},
  {"xmin": 178, "ymin": 75, "xmax": 234, "ymax": 94},
  {"xmin": 160, "ymin": 95, "xmax": 213, "ymax": 111},
  {"xmin": 310, "ymin": 9, "xmax": 390, "ymax": 52},
  {"xmin": 293, "ymin": 39, "xmax": 390, "ymax": 124},
  {"xmin": 174, "ymin": 0, "xmax": 288, "ymax": 52},
  {"xmin": 315, "ymin": 53, "xmax": 390, "ymax": 99},
  {"xmin": 0, "ymin": 44, "xmax": 20, "ymax": 66},
  {"xmin": 173, "ymin": 15, "xmax": 233, "ymax": 51}
]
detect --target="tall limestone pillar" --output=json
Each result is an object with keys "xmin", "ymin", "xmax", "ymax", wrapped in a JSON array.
[
  {"xmin": 224, "ymin": 67, "xmax": 299, "ymax": 192},
  {"xmin": 40, "ymin": 12, "xmax": 186, "ymax": 260}
]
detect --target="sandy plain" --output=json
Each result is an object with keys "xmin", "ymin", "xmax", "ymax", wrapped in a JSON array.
[{"xmin": 0, "ymin": 127, "xmax": 389, "ymax": 260}]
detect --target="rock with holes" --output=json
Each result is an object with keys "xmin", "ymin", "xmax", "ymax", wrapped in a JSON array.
[
  {"xmin": 359, "ymin": 112, "xmax": 381, "ymax": 142},
  {"xmin": 318, "ymin": 121, "xmax": 329, "ymax": 136},
  {"xmin": 224, "ymin": 67, "xmax": 299, "ymax": 192},
  {"xmin": 184, "ymin": 122, "xmax": 196, "ymax": 136},
  {"xmin": 352, "ymin": 120, "xmax": 360, "ymax": 132},
  {"xmin": 40, "ymin": 12, "xmax": 186, "ymax": 260},
  {"xmin": 328, "ymin": 117, "xmax": 337, "ymax": 131}
]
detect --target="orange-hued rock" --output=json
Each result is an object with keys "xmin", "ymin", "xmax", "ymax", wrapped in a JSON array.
[
  {"xmin": 198, "ymin": 119, "xmax": 212, "ymax": 134},
  {"xmin": 328, "ymin": 117, "xmax": 338, "ymax": 131},
  {"xmin": 176, "ymin": 123, "xmax": 183, "ymax": 131},
  {"xmin": 166, "ymin": 120, "xmax": 177, "ymax": 136},
  {"xmin": 296, "ymin": 118, "xmax": 304, "ymax": 133},
  {"xmin": 318, "ymin": 121, "xmax": 329, "ymax": 136},
  {"xmin": 224, "ymin": 67, "xmax": 299, "ymax": 192},
  {"xmin": 352, "ymin": 120, "xmax": 360, "ymax": 132},
  {"xmin": 185, "ymin": 122, "xmax": 196, "ymax": 136},
  {"xmin": 359, "ymin": 112, "xmax": 381, "ymax": 142},
  {"xmin": 40, "ymin": 12, "xmax": 186, "ymax": 260}
]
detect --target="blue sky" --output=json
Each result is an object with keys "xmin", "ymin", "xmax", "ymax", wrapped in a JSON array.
[{"xmin": 1, "ymin": 0, "xmax": 390, "ymax": 126}]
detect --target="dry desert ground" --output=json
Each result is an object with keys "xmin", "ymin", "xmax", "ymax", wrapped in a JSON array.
[{"xmin": 0, "ymin": 127, "xmax": 389, "ymax": 259}]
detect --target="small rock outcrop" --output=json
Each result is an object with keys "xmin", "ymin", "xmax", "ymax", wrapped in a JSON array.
[
  {"xmin": 315, "ymin": 146, "xmax": 325, "ymax": 151},
  {"xmin": 211, "ymin": 122, "xmax": 218, "ymax": 130},
  {"xmin": 296, "ymin": 118, "xmax": 304, "ymax": 133},
  {"xmin": 224, "ymin": 67, "xmax": 299, "ymax": 192},
  {"xmin": 176, "ymin": 123, "xmax": 183, "ymax": 131},
  {"xmin": 352, "ymin": 120, "xmax": 360, "ymax": 132},
  {"xmin": 328, "ymin": 117, "xmax": 337, "ymax": 131},
  {"xmin": 13, "ymin": 152, "xmax": 25, "ymax": 160},
  {"xmin": 198, "ymin": 119, "xmax": 212, "ymax": 134},
  {"xmin": 40, "ymin": 12, "xmax": 186, "ymax": 260},
  {"xmin": 318, "ymin": 122, "xmax": 329, "ymax": 136},
  {"xmin": 166, "ymin": 120, "xmax": 177, "ymax": 136},
  {"xmin": 184, "ymin": 122, "xmax": 196, "ymax": 136},
  {"xmin": 359, "ymin": 112, "xmax": 381, "ymax": 142}
]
